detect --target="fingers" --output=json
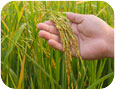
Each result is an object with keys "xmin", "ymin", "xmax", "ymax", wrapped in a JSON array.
[
  {"xmin": 44, "ymin": 21, "xmax": 56, "ymax": 26},
  {"xmin": 71, "ymin": 23, "xmax": 79, "ymax": 36},
  {"xmin": 71, "ymin": 23, "xmax": 81, "ymax": 46},
  {"xmin": 48, "ymin": 39, "xmax": 79, "ymax": 58},
  {"xmin": 39, "ymin": 30, "xmax": 61, "ymax": 43},
  {"xmin": 48, "ymin": 39, "xmax": 63, "ymax": 51},
  {"xmin": 37, "ymin": 23, "xmax": 59, "ymax": 35},
  {"xmin": 67, "ymin": 12, "xmax": 84, "ymax": 24}
]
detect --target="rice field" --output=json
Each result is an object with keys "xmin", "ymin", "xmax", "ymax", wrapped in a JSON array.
[{"xmin": 1, "ymin": 1, "xmax": 114, "ymax": 89}]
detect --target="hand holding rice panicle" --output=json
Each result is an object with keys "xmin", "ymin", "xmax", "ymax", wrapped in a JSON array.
[{"xmin": 37, "ymin": 2, "xmax": 86, "ymax": 88}]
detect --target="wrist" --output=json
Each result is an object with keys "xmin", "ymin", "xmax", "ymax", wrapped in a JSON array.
[{"xmin": 105, "ymin": 27, "xmax": 114, "ymax": 58}]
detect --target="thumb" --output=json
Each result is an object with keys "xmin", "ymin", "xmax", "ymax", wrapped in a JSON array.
[{"xmin": 66, "ymin": 12, "xmax": 84, "ymax": 24}]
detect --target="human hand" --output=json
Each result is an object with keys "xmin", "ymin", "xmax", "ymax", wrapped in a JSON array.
[{"xmin": 37, "ymin": 12, "xmax": 114, "ymax": 60}]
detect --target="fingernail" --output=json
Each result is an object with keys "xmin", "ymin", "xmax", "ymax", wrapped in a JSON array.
[
  {"xmin": 37, "ymin": 23, "xmax": 42, "ymax": 28},
  {"xmin": 39, "ymin": 31, "xmax": 42, "ymax": 36},
  {"xmin": 37, "ymin": 24, "xmax": 40, "ymax": 28},
  {"xmin": 48, "ymin": 40, "xmax": 53, "ymax": 45},
  {"xmin": 66, "ymin": 12, "xmax": 73, "ymax": 17}
]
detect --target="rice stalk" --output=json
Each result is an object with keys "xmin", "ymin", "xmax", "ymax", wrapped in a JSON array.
[
  {"xmin": 1, "ymin": 1, "xmax": 114, "ymax": 89},
  {"xmin": 1, "ymin": 19, "xmax": 9, "ymax": 32},
  {"xmin": 37, "ymin": 2, "xmax": 86, "ymax": 88},
  {"xmin": 18, "ymin": 49, "xmax": 26, "ymax": 89}
]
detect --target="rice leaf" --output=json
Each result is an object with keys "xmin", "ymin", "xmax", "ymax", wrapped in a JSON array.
[
  {"xmin": 3, "ymin": 23, "xmax": 26, "ymax": 72},
  {"xmin": 87, "ymin": 72, "xmax": 114, "ymax": 89}
]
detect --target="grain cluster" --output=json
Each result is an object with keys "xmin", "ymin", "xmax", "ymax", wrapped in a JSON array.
[{"xmin": 38, "ymin": 2, "xmax": 86, "ymax": 88}]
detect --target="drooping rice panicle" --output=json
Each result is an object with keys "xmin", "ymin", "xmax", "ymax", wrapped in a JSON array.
[
  {"xmin": 1, "ymin": 1, "xmax": 114, "ymax": 89},
  {"xmin": 37, "ymin": 2, "xmax": 87, "ymax": 88}
]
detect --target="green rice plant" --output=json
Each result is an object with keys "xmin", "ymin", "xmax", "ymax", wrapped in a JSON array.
[
  {"xmin": 35, "ymin": 2, "xmax": 88, "ymax": 88},
  {"xmin": 1, "ymin": 1, "xmax": 114, "ymax": 89}
]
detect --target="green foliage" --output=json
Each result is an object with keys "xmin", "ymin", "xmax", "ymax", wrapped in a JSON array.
[{"xmin": 1, "ymin": 1, "xmax": 114, "ymax": 89}]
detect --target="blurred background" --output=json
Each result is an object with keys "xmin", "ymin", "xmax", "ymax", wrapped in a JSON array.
[{"xmin": 1, "ymin": 1, "xmax": 114, "ymax": 89}]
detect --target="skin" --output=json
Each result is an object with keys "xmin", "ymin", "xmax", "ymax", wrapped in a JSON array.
[{"xmin": 37, "ymin": 12, "xmax": 114, "ymax": 60}]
